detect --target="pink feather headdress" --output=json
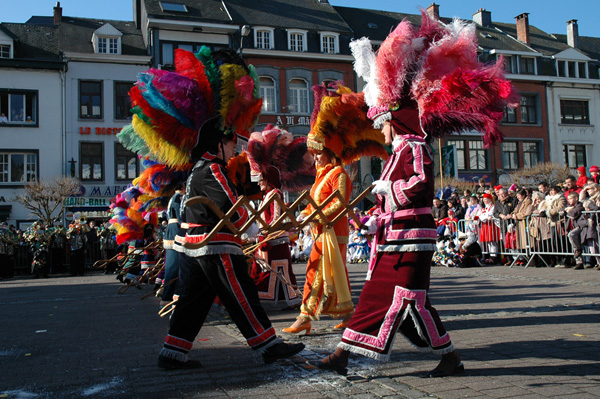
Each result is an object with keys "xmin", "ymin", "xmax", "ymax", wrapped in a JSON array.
[{"xmin": 351, "ymin": 10, "xmax": 520, "ymax": 147}]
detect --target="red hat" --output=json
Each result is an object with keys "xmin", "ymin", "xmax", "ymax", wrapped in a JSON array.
[
  {"xmin": 590, "ymin": 165, "xmax": 599, "ymax": 173},
  {"xmin": 448, "ymin": 209, "xmax": 455, "ymax": 214},
  {"xmin": 494, "ymin": 185, "xmax": 503, "ymax": 190},
  {"xmin": 483, "ymin": 193, "xmax": 493, "ymax": 200}
]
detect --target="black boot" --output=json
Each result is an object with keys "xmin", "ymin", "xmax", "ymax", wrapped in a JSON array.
[{"xmin": 262, "ymin": 342, "xmax": 304, "ymax": 364}]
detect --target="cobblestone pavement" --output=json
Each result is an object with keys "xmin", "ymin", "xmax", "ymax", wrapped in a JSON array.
[{"xmin": 1, "ymin": 262, "xmax": 600, "ymax": 398}]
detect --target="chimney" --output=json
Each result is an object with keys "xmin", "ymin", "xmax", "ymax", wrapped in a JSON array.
[
  {"xmin": 53, "ymin": 1, "xmax": 62, "ymax": 25},
  {"xmin": 426, "ymin": 3, "xmax": 440, "ymax": 20},
  {"xmin": 473, "ymin": 8, "xmax": 492, "ymax": 27},
  {"xmin": 317, "ymin": 0, "xmax": 329, "ymax": 3},
  {"xmin": 515, "ymin": 13, "xmax": 530, "ymax": 44},
  {"xmin": 567, "ymin": 19, "xmax": 579, "ymax": 48}
]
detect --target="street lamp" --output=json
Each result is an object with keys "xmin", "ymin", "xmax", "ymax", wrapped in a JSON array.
[{"xmin": 239, "ymin": 25, "xmax": 251, "ymax": 55}]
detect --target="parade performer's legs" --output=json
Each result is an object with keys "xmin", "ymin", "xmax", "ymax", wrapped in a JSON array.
[{"xmin": 161, "ymin": 249, "xmax": 179, "ymax": 302}]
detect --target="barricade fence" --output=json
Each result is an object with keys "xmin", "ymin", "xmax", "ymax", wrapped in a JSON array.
[{"xmin": 455, "ymin": 211, "xmax": 600, "ymax": 268}]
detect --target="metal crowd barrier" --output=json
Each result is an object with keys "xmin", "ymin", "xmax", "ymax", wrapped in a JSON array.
[
  {"xmin": 527, "ymin": 210, "xmax": 600, "ymax": 267},
  {"xmin": 455, "ymin": 210, "xmax": 600, "ymax": 268},
  {"xmin": 457, "ymin": 216, "xmax": 529, "ymax": 267}
]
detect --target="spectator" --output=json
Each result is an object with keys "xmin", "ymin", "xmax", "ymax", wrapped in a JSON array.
[
  {"xmin": 494, "ymin": 187, "xmax": 517, "ymax": 235},
  {"xmin": 564, "ymin": 175, "xmax": 582, "ymax": 199},
  {"xmin": 576, "ymin": 167, "xmax": 588, "ymax": 188},
  {"xmin": 432, "ymin": 198, "xmax": 448, "ymax": 225},
  {"xmin": 458, "ymin": 232, "xmax": 483, "ymax": 268},
  {"xmin": 581, "ymin": 188, "xmax": 599, "ymax": 269},
  {"xmin": 0, "ymin": 113, "xmax": 7, "ymax": 123},
  {"xmin": 530, "ymin": 191, "xmax": 552, "ymax": 267},
  {"xmin": 463, "ymin": 189, "xmax": 472, "ymax": 198},
  {"xmin": 465, "ymin": 194, "xmax": 482, "ymax": 233},
  {"xmin": 479, "ymin": 193, "xmax": 500, "ymax": 263},
  {"xmin": 508, "ymin": 184, "xmax": 517, "ymax": 197},
  {"xmin": 476, "ymin": 178, "xmax": 488, "ymax": 195},
  {"xmin": 537, "ymin": 181, "xmax": 549, "ymax": 197},
  {"xmin": 493, "ymin": 185, "xmax": 503, "ymax": 197},
  {"xmin": 510, "ymin": 189, "xmax": 533, "ymax": 266},
  {"xmin": 448, "ymin": 197, "xmax": 465, "ymax": 220},
  {"xmin": 459, "ymin": 196, "xmax": 469, "ymax": 217},
  {"xmin": 565, "ymin": 192, "xmax": 586, "ymax": 269},
  {"xmin": 589, "ymin": 166, "xmax": 600, "ymax": 184}
]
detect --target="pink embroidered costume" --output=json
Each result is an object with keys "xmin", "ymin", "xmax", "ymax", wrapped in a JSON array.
[{"xmin": 313, "ymin": 11, "xmax": 518, "ymax": 376}]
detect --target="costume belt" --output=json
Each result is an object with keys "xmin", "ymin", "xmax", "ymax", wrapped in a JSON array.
[{"xmin": 168, "ymin": 218, "xmax": 178, "ymax": 224}]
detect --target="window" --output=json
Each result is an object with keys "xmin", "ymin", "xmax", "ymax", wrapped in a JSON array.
[
  {"xmin": 0, "ymin": 152, "xmax": 38, "ymax": 183},
  {"xmin": 446, "ymin": 140, "xmax": 466, "ymax": 171},
  {"xmin": 560, "ymin": 100, "xmax": 590, "ymax": 125},
  {"xmin": 0, "ymin": 45, "xmax": 10, "ymax": 58},
  {"xmin": 80, "ymin": 142, "xmax": 104, "ymax": 181},
  {"xmin": 502, "ymin": 142, "xmax": 518, "ymax": 170},
  {"xmin": 519, "ymin": 57, "xmax": 535, "ymax": 75},
  {"xmin": 161, "ymin": 43, "xmax": 174, "ymax": 65},
  {"xmin": 288, "ymin": 31, "xmax": 306, "ymax": 52},
  {"xmin": 503, "ymin": 56, "xmax": 514, "ymax": 73},
  {"xmin": 469, "ymin": 141, "xmax": 488, "ymax": 171},
  {"xmin": 259, "ymin": 77, "xmax": 276, "ymax": 113},
  {"xmin": 557, "ymin": 60, "xmax": 566, "ymax": 77},
  {"xmin": 320, "ymin": 33, "xmax": 338, "ymax": 54},
  {"xmin": 255, "ymin": 29, "xmax": 273, "ymax": 50},
  {"xmin": 0, "ymin": 90, "xmax": 37, "ymax": 124},
  {"xmin": 79, "ymin": 81, "xmax": 102, "ymax": 119},
  {"xmin": 114, "ymin": 82, "xmax": 133, "ymax": 120},
  {"xmin": 160, "ymin": 2, "xmax": 188, "ymax": 12},
  {"xmin": 289, "ymin": 79, "xmax": 309, "ymax": 114},
  {"xmin": 502, "ymin": 105, "xmax": 516, "ymax": 123},
  {"xmin": 115, "ymin": 143, "xmax": 138, "ymax": 180},
  {"xmin": 97, "ymin": 37, "xmax": 118, "ymax": 54},
  {"xmin": 578, "ymin": 62, "xmax": 587, "ymax": 78},
  {"xmin": 523, "ymin": 142, "xmax": 539, "ymax": 168},
  {"xmin": 520, "ymin": 95, "xmax": 537, "ymax": 124},
  {"xmin": 563, "ymin": 144, "xmax": 587, "ymax": 168}
]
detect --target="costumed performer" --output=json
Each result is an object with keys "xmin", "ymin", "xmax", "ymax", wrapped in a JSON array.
[
  {"xmin": 311, "ymin": 11, "xmax": 519, "ymax": 377},
  {"xmin": 135, "ymin": 48, "xmax": 305, "ymax": 369},
  {"xmin": 283, "ymin": 82, "xmax": 388, "ymax": 334}
]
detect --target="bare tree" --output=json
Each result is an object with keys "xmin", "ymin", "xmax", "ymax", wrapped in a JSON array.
[
  {"xmin": 13, "ymin": 177, "xmax": 81, "ymax": 225},
  {"xmin": 498, "ymin": 162, "xmax": 573, "ymax": 188}
]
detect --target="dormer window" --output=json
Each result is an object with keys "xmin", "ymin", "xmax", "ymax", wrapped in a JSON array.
[
  {"xmin": 91, "ymin": 23, "xmax": 122, "ymax": 55},
  {"xmin": 320, "ymin": 32, "xmax": 339, "ymax": 54},
  {"xmin": 254, "ymin": 27, "xmax": 274, "ymax": 50},
  {"xmin": 557, "ymin": 60, "xmax": 588, "ymax": 78},
  {"xmin": 287, "ymin": 30, "xmax": 307, "ymax": 52}
]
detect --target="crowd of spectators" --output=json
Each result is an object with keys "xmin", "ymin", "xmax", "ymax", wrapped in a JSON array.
[{"xmin": 432, "ymin": 165, "xmax": 600, "ymax": 270}]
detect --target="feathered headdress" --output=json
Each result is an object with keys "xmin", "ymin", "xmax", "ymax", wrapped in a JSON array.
[
  {"xmin": 246, "ymin": 125, "xmax": 316, "ymax": 192},
  {"xmin": 351, "ymin": 10, "xmax": 520, "ymax": 147},
  {"xmin": 307, "ymin": 82, "xmax": 388, "ymax": 165},
  {"xmin": 110, "ymin": 47, "xmax": 263, "ymax": 242}
]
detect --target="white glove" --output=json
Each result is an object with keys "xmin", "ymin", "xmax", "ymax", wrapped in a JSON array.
[
  {"xmin": 364, "ymin": 216, "xmax": 378, "ymax": 234},
  {"xmin": 296, "ymin": 214, "xmax": 305, "ymax": 222},
  {"xmin": 371, "ymin": 180, "xmax": 390, "ymax": 196}
]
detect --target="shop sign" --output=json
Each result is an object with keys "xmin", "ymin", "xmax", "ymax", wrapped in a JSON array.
[
  {"xmin": 79, "ymin": 126, "xmax": 124, "ymax": 135},
  {"xmin": 274, "ymin": 115, "xmax": 311, "ymax": 126},
  {"xmin": 65, "ymin": 197, "xmax": 110, "ymax": 207},
  {"xmin": 86, "ymin": 185, "xmax": 128, "ymax": 197}
]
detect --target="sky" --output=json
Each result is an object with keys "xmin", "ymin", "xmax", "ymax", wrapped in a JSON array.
[{"xmin": 1, "ymin": 0, "xmax": 598, "ymax": 37}]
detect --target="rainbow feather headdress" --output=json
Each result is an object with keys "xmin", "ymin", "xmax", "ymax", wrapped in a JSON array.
[
  {"xmin": 110, "ymin": 48, "xmax": 263, "ymax": 243},
  {"xmin": 307, "ymin": 82, "xmax": 388, "ymax": 165},
  {"xmin": 351, "ymin": 10, "xmax": 519, "ymax": 147},
  {"xmin": 246, "ymin": 125, "xmax": 316, "ymax": 193}
]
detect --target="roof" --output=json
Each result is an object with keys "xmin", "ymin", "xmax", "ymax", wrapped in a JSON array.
[
  {"xmin": 227, "ymin": 0, "xmax": 351, "ymax": 33},
  {"xmin": 26, "ymin": 16, "xmax": 147, "ymax": 56},
  {"xmin": 493, "ymin": 22, "xmax": 570, "ymax": 56},
  {"xmin": 553, "ymin": 34, "xmax": 600, "ymax": 61},
  {"xmin": 333, "ymin": 6, "xmax": 456, "ymax": 42},
  {"xmin": 142, "ymin": 0, "xmax": 233, "ymax": 24},
  {"xmin": 0, "ymin": 23, "xmax": 60, "ymax": 62}
]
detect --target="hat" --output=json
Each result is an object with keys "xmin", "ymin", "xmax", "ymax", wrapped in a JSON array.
[
  {"xmin": 307, "ymin": 82, "xmax": 388, "ymax": 165},
  {"xmin": 483, "ymin": 193, "xmax": 493, "ymax": 200},
  {"xmin": 494, "ymin": 185, "xmax": 503, "ymax": 191},
  {"xmin": 350, "ymin": 11, "xmax": 519, "ymax": 146},
  {"xmin": 508, "ymin": 184, "xmax": 517, "ymax": 192},
  {"xmin": 458, "ymin": 231, "xmax": 467, "ymax": 240},
  {"xmin": 448, "ymin": 209, "xmax": 455, "ymax": 214},
  {"xmin": 246, "ymin": 125, "xmax": 316, "ymax": 192},
  {"xmin": 590, "ymin": 165, "xmax": 600, "ymax": 173}
]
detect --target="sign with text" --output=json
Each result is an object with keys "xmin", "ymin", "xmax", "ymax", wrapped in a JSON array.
[
  {"xmin": 79, "ymin": 126, "xmax": 124, "ymax": 135},
  {"xmin": 65, "ymin": 197, "xmax": 110, "ymax": 207}
]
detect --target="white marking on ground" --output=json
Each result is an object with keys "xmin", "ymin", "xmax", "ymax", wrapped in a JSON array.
[{"xmin": 81, "ymin": 377, "xmax": 123, "ymax": 396}]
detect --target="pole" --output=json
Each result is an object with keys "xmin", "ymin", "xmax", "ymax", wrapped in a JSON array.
[{"xmin": 438, "ymin": 137, "xmax": 444, "ymax": 194}]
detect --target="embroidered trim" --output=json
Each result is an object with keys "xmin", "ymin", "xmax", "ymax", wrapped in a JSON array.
[{"xmin": 377, "ymin": 243, "xmax": 437, "ymax": 252}]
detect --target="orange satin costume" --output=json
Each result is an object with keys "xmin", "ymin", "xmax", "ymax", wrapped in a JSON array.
[{"xmin": 298, "ymin": 163, "xmax": 353, "ymax": 320}]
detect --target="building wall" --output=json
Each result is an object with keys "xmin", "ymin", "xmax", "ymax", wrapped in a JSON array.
[
  {"xmin": 64, "ymin": 61, "xmax": 148, "ymax": 219},
  {"xmin": 0, "ymin": 68, "xmax": 63, "ymax": 226},
  {"xmin": 546, "ymin": 83, "xmax": 600, "ymax": 169}
]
